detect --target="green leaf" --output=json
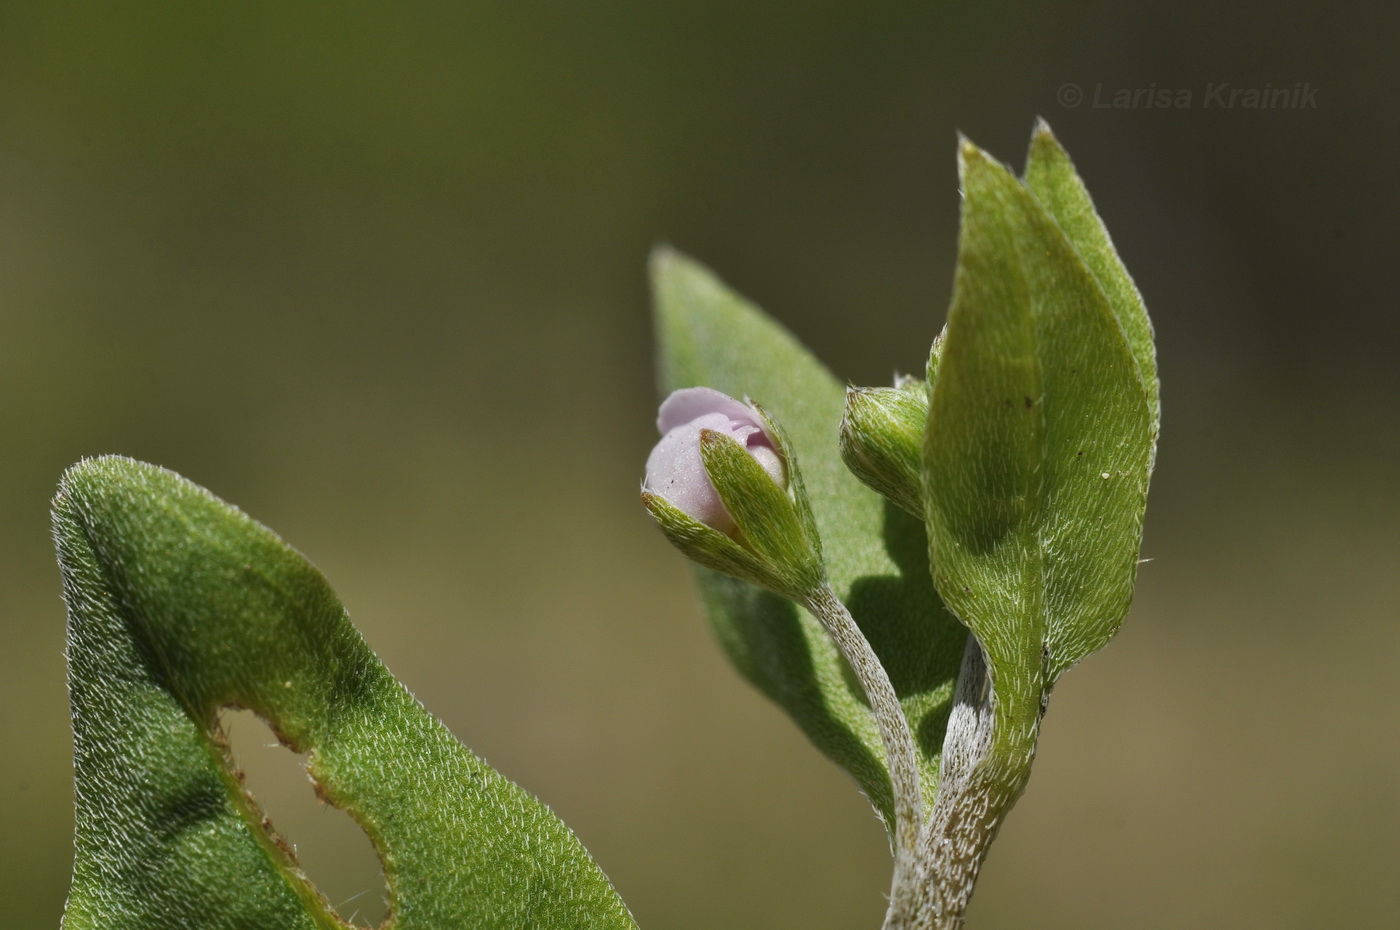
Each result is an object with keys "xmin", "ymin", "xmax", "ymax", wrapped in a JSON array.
[
  {"xmin": 651, "ymin": 247, "xmax": 967, "ymax": 826},
  {"xmin": 922, "ymin": 141, "xmax": 1154, "ymax": 754},
  {"xmin": 1023, "ymin": 120, "xmax": 1160, "ymax": 437},
  {"xmin": 55, "ymin": 456, "xmax": 636, "ymax": 930}
]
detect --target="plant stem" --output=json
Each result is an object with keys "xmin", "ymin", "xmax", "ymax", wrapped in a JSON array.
[
  {"xmin": 802, "ymin": 584, "xmax": 925, "ymax": 930},
  {"xmin": 914, "ymin": 637, "xmax": 1038, "ymax": 930}
]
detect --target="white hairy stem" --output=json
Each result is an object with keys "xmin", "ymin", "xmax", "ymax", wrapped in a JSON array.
[
  {"xmin": 802, "ymin": 585, "xmax": 925, "ymax": 930},
  {"xmin": 914, "ymin": 636, "xmax": 1037, "ymax": 930}
]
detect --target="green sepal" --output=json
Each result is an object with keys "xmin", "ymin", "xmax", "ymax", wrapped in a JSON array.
[
  {"xmin": 923, "ymin": 139, "xmax": 1155, "ymax": 757},
  {"xmin": 839, "ymin": 385, "xmax": 928, "ymax": 519},
  {"xmin": 747, "ymin": 401, "xmax": 824, "ymax": 556},
  {"xmin": 642, "ymin": 488, "xmax": 810, "ymax": 599},
  {"xmin": 55, "ymin": 456, "xmax": 637, "ymax": 930},
  {"xmin": 695, "ymin": 414, "xmax": 825, "ymax": 597}
]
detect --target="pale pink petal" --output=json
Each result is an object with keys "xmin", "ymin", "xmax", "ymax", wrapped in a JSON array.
[
  {"xmin": 657, "ymin": 387, "xmax": 764, "ymax": 435},
  {"xmin": 645, "ymin": 387, "xmax": 785, "ymax": 533},
  {"xmin": 748, "ymin": 444, "xmax": 785, "ymax": 486},
  {"xmin": 645, "ymin": 413, "xmax": 737, "ymax": 531}
]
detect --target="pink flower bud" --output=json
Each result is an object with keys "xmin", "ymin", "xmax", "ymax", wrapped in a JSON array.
[{"xmin": 644, "ymin": 387, "xmax": 785, "ymax": 534}]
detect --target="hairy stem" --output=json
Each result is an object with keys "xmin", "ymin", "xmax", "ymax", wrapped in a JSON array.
[
  {"xmin": 914, "ymin": 637, "xmax": 1038, "ymax": 930},
  {"xmin": 802, "ymin": 584, "xmax": 925, "ymax": 930}
]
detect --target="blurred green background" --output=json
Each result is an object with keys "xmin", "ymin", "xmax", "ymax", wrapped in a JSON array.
[{"xmin": 3, "ymin": 2, "xmax": 1397, "ymax": 928}]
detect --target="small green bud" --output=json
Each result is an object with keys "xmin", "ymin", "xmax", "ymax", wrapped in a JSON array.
[
  {"xmin": 643, "ymin": 388, "xmax": 824, "ymax": 599},
  {"xmin": 839, "ymin": 382, "xmax": 928, "ymax": 518}
]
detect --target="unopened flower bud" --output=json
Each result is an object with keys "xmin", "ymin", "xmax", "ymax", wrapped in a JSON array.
[
  {"xmin": 839, "ymin": 382, "xmax": 928, "ymax": 519},
  {"xmin": 644, "ymin": 387, "xmax": 785, "ymax": 534},
  {"xmin": 642, "ymin": 387, "xmax": 823, "ymax": 599}
]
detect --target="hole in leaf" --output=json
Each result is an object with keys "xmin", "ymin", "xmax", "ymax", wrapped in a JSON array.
[{"xmin": 220, "ymin": 709, "xmax": 388, "ymax": 928}]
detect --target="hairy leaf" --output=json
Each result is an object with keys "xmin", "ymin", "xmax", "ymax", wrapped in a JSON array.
[
  {"xmin": 56, "ymin": 456, "xmax": 636, "ymax": 930},
  {"xmin": 922, "ymin": 141, "xmax": 1154, "ymax": 752},
  {"xmin": 1023, "ymin": 120, "xmax": 1160, "ymax": 436}
]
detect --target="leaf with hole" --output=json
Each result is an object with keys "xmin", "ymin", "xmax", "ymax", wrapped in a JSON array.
[{"xmin": 55, "ymin": 456, "xmax": 636, "ymax": 930}]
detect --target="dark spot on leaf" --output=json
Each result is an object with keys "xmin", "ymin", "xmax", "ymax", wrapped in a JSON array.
[{"xmin": 1024, "ymin": 397, "xmax": 1034, "ymax": 410}]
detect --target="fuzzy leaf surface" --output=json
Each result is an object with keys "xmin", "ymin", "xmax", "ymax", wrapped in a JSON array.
[
  {"xmin": 55, "ymin": 456, "xmax": 636, "ymax": 930},
  {"xmin": 922, "ymin": 144, "xmax": 1154, "ymax": 751},
  {"xmin": 1023, "ymin": 121, "xmax": 1160, "ymax": 435}
]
